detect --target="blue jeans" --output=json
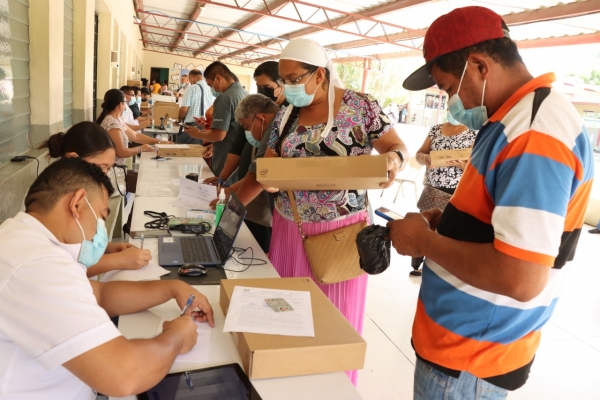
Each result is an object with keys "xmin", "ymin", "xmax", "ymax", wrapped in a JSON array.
[{"xmin": 414, "ymin": 359, "xmax": 508, "ymax": 400}]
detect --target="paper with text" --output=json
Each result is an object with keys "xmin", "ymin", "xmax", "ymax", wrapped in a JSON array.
[
  {"xmin": 223, "ymin": 286, "xmax": 314, "ymax": 337},
  {"xmin": 100, "ymin": 262, "xmax": 170, "ymax": 282},
  {"xmin": 156, "ymin": 319, "xmax": 211, "ymax": 363},
  {"xmin": 176, "ymin": 178, "xmax": 218, "ymax": 208}
]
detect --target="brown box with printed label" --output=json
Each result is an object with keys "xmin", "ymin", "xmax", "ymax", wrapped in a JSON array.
[
  {"xmin": 220, "ymin": 278, "xmax": 367, "ymax": 379},
  {"xmin": 155, "ymin": 144, "xmax": 206, "ymax": 157},
  {"xmin": 152, "ymin": 102, "xmax": 180, "ymax": 127},
  {"xmin": 429, "ymin": 148, "xmax": 472, "ymax": 168}
]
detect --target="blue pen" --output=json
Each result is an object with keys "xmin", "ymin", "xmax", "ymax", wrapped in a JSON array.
[
  {"xmin": 140, "ymin": 234, "xmax": 144, "ymax": 250},
  {"xmin": 180, "ymin": 294, "xmax": 195, "ymax": 316}
]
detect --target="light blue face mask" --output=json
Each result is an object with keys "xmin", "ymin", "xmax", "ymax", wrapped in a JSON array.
[
  {"xmin": 283, "ymin": 70, "xmax": 318, "ymax": 108},
  {"xmin": 446, "ymin": 111, "xmax": 461, "ymax": 126},
  {"xmin": 245, "ymin": 117, "xmax": 263, "ymax": 148},
  {"xmin": 210, "ymin": 77, "xmax": 221, "ymax": 98},
  {"xmin": 73, "ymin": 197, "xmax": 108, "ymax": 268},
  {"xmin": 447, "ymin": 61, "xmax": 488, "ymax": 130},
  {"xmin": 128, "ymin": 97, "xmax": 137, "ymax": 106},
  {"xmin": 136, "ymin": 96, "xmax": 142, "ymax": 105}
]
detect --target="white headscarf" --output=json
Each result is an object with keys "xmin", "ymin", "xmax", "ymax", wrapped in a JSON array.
[{"xmin": 278, "ymin": 39, "xmax": 344, "ymax": 138}]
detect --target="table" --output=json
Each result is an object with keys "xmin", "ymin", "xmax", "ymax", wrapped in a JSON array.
[
  {"xmin": 145, "ymin": 126, "xmax": 180, "ymax": 142},
  {"xmin": 110, "ymin": 154, "xmax": 363, "ymax": 400}
]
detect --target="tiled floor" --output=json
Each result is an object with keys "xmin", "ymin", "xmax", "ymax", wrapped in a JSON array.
[{"xmin": 357, "ymin": 164, "xmax": 600, "ymax": 398}]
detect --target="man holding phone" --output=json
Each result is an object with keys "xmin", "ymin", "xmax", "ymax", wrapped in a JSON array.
[{"xmin": 178, "ymin": 70, "xmax": 214, "ymax": 145}]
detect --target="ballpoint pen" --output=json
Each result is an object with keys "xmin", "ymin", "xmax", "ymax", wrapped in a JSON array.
[
  {"xmin": 180, "ymin": 294, "xmax": 195, "ymax": 316},
  {"xmin": 140, "ymin": 234, "xmax": 144, "ymax": 250}
]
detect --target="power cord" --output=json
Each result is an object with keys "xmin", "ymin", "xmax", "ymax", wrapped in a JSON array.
[
  {"xmin": 223, "ymin": 246, "xmax": 267, "ymax": 274},
  {"xmin": 143, "ymin": 210, "xmax": 175, "ymax": 230},
  {"xmin": 11, "ymin": 155, "xmax": 40, "ymax": 176}
]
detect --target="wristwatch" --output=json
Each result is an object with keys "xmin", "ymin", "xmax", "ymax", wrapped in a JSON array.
[{"xmin": 393, "ymin": 150, "xmax": 404, "ymax": 169}]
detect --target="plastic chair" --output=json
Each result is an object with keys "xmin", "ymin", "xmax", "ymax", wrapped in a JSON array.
[{"xmin": 381, "ymin": 156, "xmax": 423, "ymax": 203}]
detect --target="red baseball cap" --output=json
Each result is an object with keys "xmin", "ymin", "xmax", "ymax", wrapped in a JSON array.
[{"xmin": 403, "ymin": 6, "xmax": 510, "ymax": 91}]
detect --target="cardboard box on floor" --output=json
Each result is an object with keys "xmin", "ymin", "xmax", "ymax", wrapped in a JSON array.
[
  {"xmin": 152, "ymin": 102, "xmax": 179, "ymax": 127},
  {"xmin": 155, "ymin": 144, "xmax": 206, "ymax": 157},
  {"xmin": 429, "ymin": 148, "xmax": 472, "ymax": 168},
  {"xmin": 220, "ymin": 277, "xmax": 367, "ymax": 379},
  {"xmin": 256, "ymin": 155, "xmax": 388, "ymax": 191}
]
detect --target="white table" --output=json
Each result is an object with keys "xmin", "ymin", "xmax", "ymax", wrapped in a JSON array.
[
  {"xmin": 110, "ymin": 154, "xmax": 363, "ymax": 400},
  {"xmin": 145, "ymin": 126, "xmax": 180, "ymax": 142}
]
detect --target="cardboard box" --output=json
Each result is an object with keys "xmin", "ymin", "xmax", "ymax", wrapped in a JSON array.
[
  {"xmin": 153, "ymin": 102, "xmax": 179, "ymax": 127},
  {"xmin": 256, "ymin": 155, "xmax": 388, "ymax": 191},
  {"xmin": 127, "ymin": 79, "xmax": 142, "ymax": 88},
  {"xmin": 429, "ymin": 148, "xmax": 472, "ymax": 168},
  {"xmin": 155, "ymin": 144, "xmax": 206, "ymax": 157},
  {"xmin": 220, "ymin": 278, "xmax": 366, "ymax": 379}
]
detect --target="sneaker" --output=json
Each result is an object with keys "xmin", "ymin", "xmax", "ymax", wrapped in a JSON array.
[{"xmin": 589, "ymin": 228, "xmax": 600, "ymax": 234}]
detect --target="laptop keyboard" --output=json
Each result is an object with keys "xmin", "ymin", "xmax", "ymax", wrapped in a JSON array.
[{"xmin": 180, "ymin": 237, "xmax": 213, "ymax": 263}]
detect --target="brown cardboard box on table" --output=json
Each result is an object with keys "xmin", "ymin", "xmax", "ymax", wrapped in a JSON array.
[
  {"xmin": 429, "ymin": 148, "xmax": 472, "ymax": 168},
  {"xmin": 256, "ymin": 155, "xmax": 388, "ymax": 191},
  {"xmin": 220, "ymin": 277, "xmax": 367, "ymax": 379},
  {"xmin": 127, "ymin": 79, "xmax": 142, "ymax": 88},
  {"xmin": 152, "ymin": 102, "xmax": 179, "ymax": 127},
  {"xmin": 155, "ymin": 144, "xmax": 206, "ymax": 157}
]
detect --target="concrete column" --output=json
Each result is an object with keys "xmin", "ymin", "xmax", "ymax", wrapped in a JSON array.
[
  {"xmin": 72, "ymin": 0, "xmax": 95, "ymax": 123},
  {"xmin": 96, "ymin": 12, "xmax": 114, "ymax": 118},
  {"xmin": 112, "ymin": 23, "xmax": 120, "ymax": 86},
  {"xmin": 29, "ymin": 0, "xmax": 64, "ymax": 144}
]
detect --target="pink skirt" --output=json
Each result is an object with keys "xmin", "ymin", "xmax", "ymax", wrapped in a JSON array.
[{"xmin": 269, "ymin": 209, "xmax": 369, "ymax": 386}]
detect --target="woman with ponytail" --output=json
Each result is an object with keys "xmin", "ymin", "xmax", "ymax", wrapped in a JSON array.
[
  {"xmin": 39, "ymin": 121, "xmax": 152, "ymax": 278},
  {"xmin": 96, "ymin": 89, "xmax": 170, "ymax": 165},
  {"xmin": 263, "ymin": 39, "xmax": 410, "ymax": 386}
]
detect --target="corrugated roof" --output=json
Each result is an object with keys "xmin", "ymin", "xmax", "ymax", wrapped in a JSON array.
[{"xmin": 136, "ymin": 0, "xmax": 600, "ymax": 67}]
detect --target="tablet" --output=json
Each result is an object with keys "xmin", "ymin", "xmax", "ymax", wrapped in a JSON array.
[{"xmin": 137, "ymin": 363, "xmax": 262, "ymax": 400}]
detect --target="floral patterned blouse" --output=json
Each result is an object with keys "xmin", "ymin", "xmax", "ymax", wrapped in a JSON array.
[
  {"xmin": 426, "ymin": 124, "xmax": 477, "ymax": 189},
  {"xmin": 268, "ymin": 90, "xmax": 391, "ymax": 222},
  {"xmin": 101, "ymin": 115, "xmax": 129, "ymax": 165}
]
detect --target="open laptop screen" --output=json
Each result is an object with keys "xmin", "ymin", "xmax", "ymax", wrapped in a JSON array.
[{"xmin": 214, "ymin": 192, "xmax": 247, "ymax": 262}]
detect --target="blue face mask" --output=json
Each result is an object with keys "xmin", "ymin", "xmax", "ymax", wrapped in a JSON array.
[
  {"xmin": 283, "ymin": 70, "xmax": 318, "ymax": 108},
  {"xmin": 136, "ymin": 96, "xmax": 142, "ymax": 105},
  {"xmin": 73, "ymin": 197, "xmax": 108, "ymax": 268},
  {"xmin": 128, "ymin": 97, "xmax": 136, "ymax": 106},
  {"xmin": 447, "ymin": 61, "xmax": 488, "ymax": 130},
  {"xmin": 245, "ymin": 117, "xmax": 263, "ymax": 148},
  {"xmin": 446, "ymin": 111, "xmax": 461, "ymax": 126},
  {"xmin": 210, "ymin": 77, "xmax": 222, "ymax": 98}
]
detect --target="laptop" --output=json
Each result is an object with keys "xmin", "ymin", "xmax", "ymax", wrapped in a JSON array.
[{"xmin": 158, "ymin": 192, "xmax": 247, "ymax": 267}]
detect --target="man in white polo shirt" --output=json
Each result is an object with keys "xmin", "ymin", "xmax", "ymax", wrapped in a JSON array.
[{"xmin": 0, "ymin": 158, "xmax": 214, "ymax": 399}]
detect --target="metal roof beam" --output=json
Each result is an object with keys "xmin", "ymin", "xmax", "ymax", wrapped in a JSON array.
[
  {"xmin": 193, "ymin": 0, "xmax": 290, "ymax": 56},
  {"xmin": 170, "ymin": 3, "xmax": 205, "ymax": 51},
  {"xmin": 222, "ymin": 0, "xmax": 430, "ymax": 60},
  {"xmin": 134, "ymin": 0, "xmax": 148, "ymax": 47}
]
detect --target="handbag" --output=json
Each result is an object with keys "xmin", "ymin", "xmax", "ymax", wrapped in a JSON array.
[
  {"xmin": 416, "ymin": 184, "xmax": 452, "ymax": 212},
  {"xmin": 288, "ymin": 191, "xmax": 367, "ymax": 285}
]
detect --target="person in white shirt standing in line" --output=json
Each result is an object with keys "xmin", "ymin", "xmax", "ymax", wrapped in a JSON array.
[
  {"xmin": 176, "ymin": 74, "xmax": 190, "ymax": 100},
  {"xmin": 0, "ymin": 157, "xmax": 214, "ymax": 399},
  {"xmin": 177, "ymin": 69, "xmax": 214, "ymax": 144}
]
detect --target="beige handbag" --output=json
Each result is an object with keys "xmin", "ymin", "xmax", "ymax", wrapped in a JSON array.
[{"xmin": 288, "ymin": 191, "xmax": 367, "ymax": 285}]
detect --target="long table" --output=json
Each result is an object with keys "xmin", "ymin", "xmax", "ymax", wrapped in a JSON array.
[{"xmin": 110, "ymin": 153, "xmax": 363, "ymax": 400}]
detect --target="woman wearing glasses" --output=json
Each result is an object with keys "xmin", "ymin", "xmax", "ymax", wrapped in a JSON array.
[{"xmin": 262, "ymin": 39, "xmax": 410, "ymax": 385}]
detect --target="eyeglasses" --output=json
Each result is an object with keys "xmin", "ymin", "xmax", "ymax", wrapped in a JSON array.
[{"xmin": 278, "ymin": 68, "xmax": 317, "ymax": 86}]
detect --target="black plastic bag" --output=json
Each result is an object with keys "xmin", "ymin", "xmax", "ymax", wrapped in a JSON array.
[{"xmin": 356, "ymin": 225, "xmax": 391, "ymax": 275}]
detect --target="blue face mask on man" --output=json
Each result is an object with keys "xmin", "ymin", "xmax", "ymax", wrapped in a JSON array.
[
  {"xmin": 245, "ymin": 117, "xmax": 263, "ymax": 148},
  {"xmin": 447, "ymin": 61, "xmax": 488, "ymax": 130},
  {"xmin": 283, "ymin": 70, "xmax": 319, "ymax": 108},
  {"xmin": 210, "ymin": 77, "xmax": 222, "ymax": 98},
  {"xmin": 128, "ymin": 97, "xmax": 137, "ymax": 106},
  {"xmin": 73, "ymin": 197, "xmax": 108, "ymax": 268}
]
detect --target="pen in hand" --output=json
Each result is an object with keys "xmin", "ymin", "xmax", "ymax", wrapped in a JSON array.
[
  {"xmin": 140, "ymin": 234, "xmax": 144, "ymax": 250},
  {"xmin": 181, "ymin": 294, "xmax": 195, "ymax": 316}
]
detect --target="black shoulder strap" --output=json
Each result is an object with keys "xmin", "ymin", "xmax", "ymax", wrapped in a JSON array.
[
  {"xmin": 530, "ymin": 87, "xmax": 551, "ymax": 127},
  {"xmin": 197, "ymin": 82, "xmax": 205, "ymax": 116}
]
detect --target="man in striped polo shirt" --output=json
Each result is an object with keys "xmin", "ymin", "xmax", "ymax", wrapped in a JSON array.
[{"xmin": 391, "ymin": 6, "xmax": 594, "ymax": 399}]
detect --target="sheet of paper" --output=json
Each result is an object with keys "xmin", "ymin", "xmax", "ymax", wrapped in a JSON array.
[
  {"xmin": 155, "ymin": 144, "xmax": 189, "ymax": 149},
  {"xmin": 176, "ymin": 178, "xmax": 218, "ymax": 208},
  {"xmin": 156, "ymin": 319, "xmax": 211, "ymax": 363},
  {"xmin": 223, "ymin": 286, "xmax": 315, "ymax": 337},
  {"xmin": 100, "ymin": 262, "xmax": 171, "ymax": 282},
  {"xmin": 171, "ymin": 178, "xmax": 180, "ymax": 186}
]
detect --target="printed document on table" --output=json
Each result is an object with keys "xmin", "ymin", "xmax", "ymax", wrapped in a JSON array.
[
  {"xmin": 156, "ymin": 319, "xmax": 211, "ymax": 363},
  {"xmin": 176, "ymin": 178, "xmax": 217, "ymax": 208},
  {"xmin": 223, "ymin": 286, "xmax": 315, "ymax": 337},
  {"xmin": 100, "ymin": 262, "xmax": 170, "ymax": 282}
]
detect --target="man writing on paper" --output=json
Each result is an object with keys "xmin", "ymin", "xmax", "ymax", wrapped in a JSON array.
[
  {"xmin": 388, "ymin": 7, "xmax": 593, "ymax": 399},
  {"xmin": 0, "ymin": 158, "xmax": 214, "ymax": 398}
]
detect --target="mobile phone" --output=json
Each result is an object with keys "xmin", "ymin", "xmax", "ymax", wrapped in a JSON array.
[{"xmin": 375, "ymin": 207, "xmax": 404, "ymax": 221}]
